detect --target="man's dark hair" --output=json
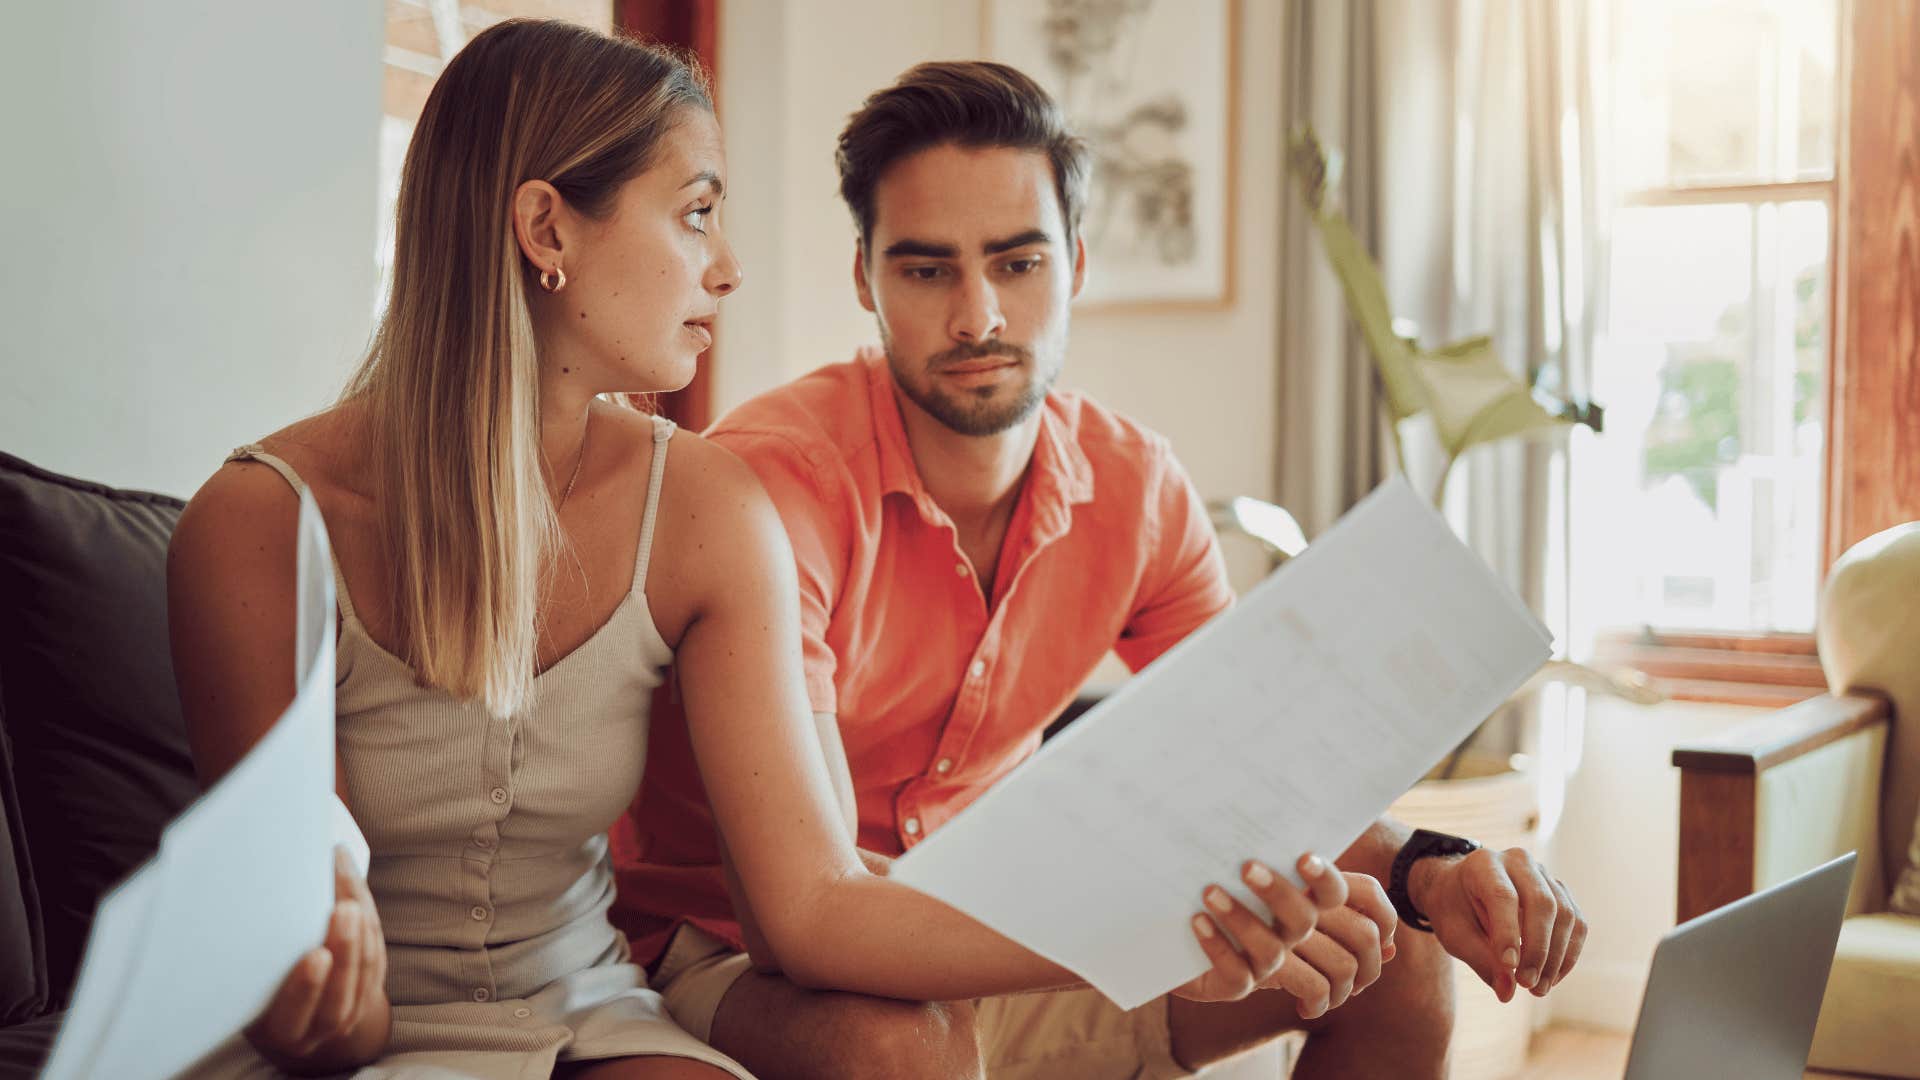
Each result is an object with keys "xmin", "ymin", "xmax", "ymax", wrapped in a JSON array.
[{"xmin": 835, "ymin": 61, "xmax": 1091, "ymax": 252}]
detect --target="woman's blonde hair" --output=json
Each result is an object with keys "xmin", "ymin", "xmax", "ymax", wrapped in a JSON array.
[{"xmin": 342, "ymin": 20, "xmax": 710, "ymax": 718}]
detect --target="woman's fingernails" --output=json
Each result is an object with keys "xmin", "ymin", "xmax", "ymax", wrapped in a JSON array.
[
  {"xmin": 1382, "ymin": 941, "xmax": 1397, "ymax": 961},
  {"xmin": 1206, "ymin": 887, "xmax": 1233, "ymax": 913},
  {"xmin": 1300, "ymin": 854, "xmax": 1328, "ymax": 878},
  {"xmin": 1502, "ymin": 946, "xmax": 1520, "ymax": 969},
  {"xmin": 1193, "ymin": 914, "xmax": 1216, "ymax": 939},
  {"xmin": 1244, "ymin": 861, "xmax": 1275, "ymax": 887}
]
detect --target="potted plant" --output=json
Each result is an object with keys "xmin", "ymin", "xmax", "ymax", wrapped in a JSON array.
[{"xmin": 1283, "ymin": 127, "xmax": 1657, "ymax": 1078}]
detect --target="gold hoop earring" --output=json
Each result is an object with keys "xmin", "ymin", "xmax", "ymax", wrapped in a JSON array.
[{"xmin": 539, "ymin": 266, "xmax": 567, "ymax": 293}]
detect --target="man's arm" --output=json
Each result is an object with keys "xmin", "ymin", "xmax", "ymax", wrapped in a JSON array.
[{"xmin": 1343, "ymin": 815, "xmax": 1588, "ymax": 1002}]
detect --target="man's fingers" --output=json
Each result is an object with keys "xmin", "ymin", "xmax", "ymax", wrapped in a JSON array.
[
  {"xmin": 1533, "ymin": 877, "xmax": 1576, "ymax": 997},
  {"xmin": 1240, "ymin": 862, "xmax": 1319, "ymax": 949},
  {"xmin": 1551, "ymin": 879, "xmax": 1588, "ymax": 990},
  {"xmin": 1296, "ymin": 854, "xmax": 1348, "ymax": 911},
  {"xmin": 1206, "ymin": 885, "xmax": 1290, "ymax": 984},
  {"xmin": 1463, "ymin": 850, "xmax": 1522, "ymax": 978},
  {"xmin": 1289, "ymin": 931, "xmax": 1358, "ymax": 1014},
  {"xmin": 1307, "ymin": 906, "xmax": 1381, "ymax": 997},
  {"xmin": 1505, "ymin": 850, "xmax": 1558, "ymax": 991}
]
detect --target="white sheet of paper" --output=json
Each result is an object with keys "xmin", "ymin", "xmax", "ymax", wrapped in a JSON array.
[
  {"xmin": 44, "ymin": 491, "xmax": 340, "ymax": 1080},
  {"xmin": 891, "ymin": 478, "xmax": 1553, "ymax": 1010}
]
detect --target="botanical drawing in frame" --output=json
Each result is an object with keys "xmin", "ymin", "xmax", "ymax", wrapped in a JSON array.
[{"xmin": 983, "ymin": 0, "xmax": 1237, "ymax": 309}]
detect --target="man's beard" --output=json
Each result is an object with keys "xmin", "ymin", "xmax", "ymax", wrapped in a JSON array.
[{"xmin": 885, "ymin": 336, "xmax": 1059, "ymax": 437}]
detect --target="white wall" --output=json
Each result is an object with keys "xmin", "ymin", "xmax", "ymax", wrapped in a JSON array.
[
  {"xmin": 1, "ymin": 4, "xmax": 384, "ymax": 499},
  {"xmin": 1543, "ymin": 695, "xmax": 1769, "ymax": 1031},
  {"xmin": 716, "ymin": 0, "xmax": 1288, "ymax": 590}
]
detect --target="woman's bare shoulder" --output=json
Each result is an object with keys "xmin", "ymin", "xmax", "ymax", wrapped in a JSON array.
[{"xmin": 646, "ymin": 421, "xmax": 796, "ymax": 636}]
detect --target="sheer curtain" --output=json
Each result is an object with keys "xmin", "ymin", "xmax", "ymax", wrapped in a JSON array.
[{"xmin": 1276, "ymin": 0, "xmax": 1608, "ymax": 826}]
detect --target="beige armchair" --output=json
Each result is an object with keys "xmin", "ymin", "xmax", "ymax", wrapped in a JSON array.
[{"xmin": 1672, "ymin": 522, "xmax": 1920, "ymax": 1078}]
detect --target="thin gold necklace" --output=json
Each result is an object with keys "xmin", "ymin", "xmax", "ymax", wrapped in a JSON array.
[{"xmin": 558, "ymin": 411, "xmax": 590, "ymax": 511}]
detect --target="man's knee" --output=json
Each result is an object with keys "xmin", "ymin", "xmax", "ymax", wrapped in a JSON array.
[{"xmin": 825, "ymin": 997, "xmax": 982, "ymax": 1080}]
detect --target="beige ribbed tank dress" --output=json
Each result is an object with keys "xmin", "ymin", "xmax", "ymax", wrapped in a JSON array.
[{"xmin": 190, "ymin": 415, "xmax": 753, "ymax": 1079}]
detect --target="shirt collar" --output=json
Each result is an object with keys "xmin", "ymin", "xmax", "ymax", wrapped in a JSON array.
[{"xmin": 860, "ymin": 346, "xmax": 1095, "ymax": 528}]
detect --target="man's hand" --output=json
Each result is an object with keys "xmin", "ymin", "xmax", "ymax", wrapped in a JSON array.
[
  {"xmin": 1173, "ymin": 853, "xmax": 1348, "ymax": 1003},
  {"xmin": 1257, "ymin": 872, "xmax": 1399, "ymax": 1019},
  {"xmin": 1409, "ymin": 847, "xmax": 1586, "ymax": 1001}
]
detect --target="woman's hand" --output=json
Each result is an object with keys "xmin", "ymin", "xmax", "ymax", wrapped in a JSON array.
[
  {"xmin": 245, "ymin": 847, "xmax": 391, "ymax": 1074},
  {"xmin": 1173, "ymin": 853, "xmax": 1349, "ymax": 1003}
]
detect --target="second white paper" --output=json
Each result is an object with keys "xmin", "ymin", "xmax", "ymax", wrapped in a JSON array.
[{"xmin": 891, "ymin": 478, "xmax": 1553, "ymax": 1010}]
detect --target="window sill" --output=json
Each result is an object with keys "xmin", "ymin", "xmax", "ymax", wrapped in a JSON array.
[{"xmin": 1592, "ymin": 629, "xmax": 1825, "ymax": 709}]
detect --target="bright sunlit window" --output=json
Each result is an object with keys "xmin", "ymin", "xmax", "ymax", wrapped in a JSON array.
[{"xmin": 1577, "ymin": 0, "xmax": 1837, "ymax": 634}]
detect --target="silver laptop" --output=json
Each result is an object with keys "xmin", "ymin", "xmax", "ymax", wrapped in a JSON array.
[{"xmin": 1623, "ymin": 852, "xmax": 1856, "ymax": 1079}]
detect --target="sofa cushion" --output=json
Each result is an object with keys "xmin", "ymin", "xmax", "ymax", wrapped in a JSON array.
[
  {"xmin": 0, "ymin": 670, "xmax": 48, "ymax": 1024},
  {"xmin": 0, "ymin": 451, "xmax": 200, "ymax": 1009},
  {"xmin": 1818, "ymin": 520, "xmax": 1920, "ymax": 912},
  {"xmin": 1807, "ymin": 912, "xmax": 1920, "ymax": 1078}
]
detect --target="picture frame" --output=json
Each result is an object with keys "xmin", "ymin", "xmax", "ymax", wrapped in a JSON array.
[{"xmin": 982, "ymin": 0, "xmax": 1238, "ymax": 310}]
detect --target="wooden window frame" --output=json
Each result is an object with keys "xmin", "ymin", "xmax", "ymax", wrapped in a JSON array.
[{"xmin": 1605, "ymin": 0, "xmax": 1919, "ymax": 706}]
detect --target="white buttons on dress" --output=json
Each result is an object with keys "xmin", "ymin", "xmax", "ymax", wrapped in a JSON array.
[
  {"xmin": 935, "ymin": 758, "xmax": 953, "ymax": 775},
  {"xmin": 490, "ymin": 787, "xmax": 508, "ymax": 804},
  {"xmin": 903, "ymin": 816, "xmax": 921, "ymax": 836},
  {"xmin": 513, "ymin": 1007, "xmax": 532, "ymax": 1019},
  {"xmin": 472, "ymin": 987, "xmax": 491, "ymax": 1002},
  {"xmin": 969, "ymin": 659, "xmax": 986, "ymax": 678},
  {"xmin": 470, "ymin": 906, "xmax": 488, "ymax": 921},
  {"xmin": 954, "ymin": 562, "xmax": 968, "ymax": 577}
]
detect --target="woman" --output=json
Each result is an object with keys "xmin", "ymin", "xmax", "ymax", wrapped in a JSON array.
[{"xmin": 168, "ymin": 20, "xmax": 1340, "ymax": 1079}]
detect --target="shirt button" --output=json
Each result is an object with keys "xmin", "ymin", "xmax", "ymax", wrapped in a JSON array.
[
  {"xmin": 490, "ymin": 787, "xmax": 508, "ymax": 804},
  {"xmin": 472, "ymin": 835, "xmax": 492, "ymax": 849},
  {"xmin": 968, "ymin": 659, "xmax": 986, "ymax": 679},
  {"xmin": 513, "ymin": 1007, "xmax": 532, "ymax": 1019},
  {"xmin": 953, "ymin": 562, "xmax": 968, "ymax": 577},
  {"xmin": 470, "ymin": 905, "xmax": 489, "ymax": 921},
  {"xmin": 472, "ymin": 987, "xmax": 491, "ymax": 1002},
  {"xmin": 903, "ymin": 816, "xmax": 921, "ymax": 837},
  {"xmin": 935, "ymin": 758, "xmax": 953, "ymax": 775}
]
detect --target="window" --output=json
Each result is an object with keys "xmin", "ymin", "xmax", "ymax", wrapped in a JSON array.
[
  {"xmin": 378, "ymin": 1, "xmax": 613, "ymax": 302},
  {"xmin": 1576, "ymin": 0, "xmax": 1837, "ymax": 636}
]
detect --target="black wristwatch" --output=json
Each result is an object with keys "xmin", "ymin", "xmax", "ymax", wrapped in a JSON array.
[{"xmin": 1387, "ymin": 828, "xmax": 1481, "ymax": 932}]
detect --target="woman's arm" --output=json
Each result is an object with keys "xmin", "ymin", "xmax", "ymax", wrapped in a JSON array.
[
  {"xmin": 667, "ymin": 442, "xmax": 1333, "ymax": 1002},
  {"xmin": 168, "ymin": 462, "xmax": 391, "ymax": 1072}
]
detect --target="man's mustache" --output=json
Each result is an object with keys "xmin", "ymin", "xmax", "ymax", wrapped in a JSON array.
[{"xmin": 929, "ymin": 341, "xmax": 1033, "ymax": 370}]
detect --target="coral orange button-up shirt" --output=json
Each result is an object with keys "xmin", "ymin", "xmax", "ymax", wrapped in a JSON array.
[{"xmin": 610, "ymin": 349, "xmax": 1234, "ymax": 966}]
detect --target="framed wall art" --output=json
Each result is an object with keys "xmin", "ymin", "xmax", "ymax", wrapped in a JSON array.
[{"xmin": 984, "ymin": 0, "xmax": 1238, "ymax": 309}]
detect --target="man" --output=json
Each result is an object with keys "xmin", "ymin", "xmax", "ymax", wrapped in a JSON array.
[{"xmin": 612, "ymin": 61, "xmax": 1586, "ymax": 1080}]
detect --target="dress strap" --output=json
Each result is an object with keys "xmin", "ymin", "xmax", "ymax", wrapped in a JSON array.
[
  {"xmin": 631, "ymin": 415, "xmax": 677, "ymax": 595},
  {"xmin": 225, "ymin": 444, "xmax": 360, "ymax": 624}
]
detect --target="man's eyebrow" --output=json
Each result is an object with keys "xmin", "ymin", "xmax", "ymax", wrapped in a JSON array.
[
  {"xmin": 882, "ymin": 238, "xmax": 959, "ymax": 259},
  {"xmin": 882, "ymin": 230, "xmax": 1055, "ymax": 259},
  {"xmin": 983, "ymin": 229, "xmax": 1052, "ymax": 255},
  {"xmin": 682, "ymin": 170, "xmax": 723, "ymax": 196}
]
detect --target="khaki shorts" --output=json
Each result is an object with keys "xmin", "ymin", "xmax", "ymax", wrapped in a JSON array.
[{"xmin": 650, "ymin": 923, "xmax": 1195, "ymax": 1080}]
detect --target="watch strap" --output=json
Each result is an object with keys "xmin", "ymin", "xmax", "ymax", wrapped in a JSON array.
[{"xmin": 1387, "ymin": 828, "xmax": 1481, "ymax": 932}]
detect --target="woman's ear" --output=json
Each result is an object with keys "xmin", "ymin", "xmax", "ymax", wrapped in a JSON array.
[{"xmin": 511, "ymin": 179, "xmax": 567, "ymax": 276}]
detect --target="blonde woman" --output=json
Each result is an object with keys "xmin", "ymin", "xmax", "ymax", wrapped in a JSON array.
[{"xmin": 167, "ymin": 20, "xmax": 1341, "ymax": 1079}]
